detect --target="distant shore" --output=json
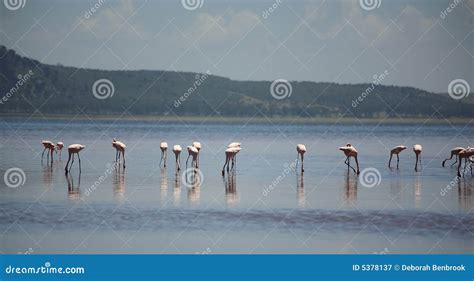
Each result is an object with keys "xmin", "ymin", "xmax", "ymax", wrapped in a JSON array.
[{"xmin": 0, "ymin": 113, "xmax": 472, "ymax": 125}]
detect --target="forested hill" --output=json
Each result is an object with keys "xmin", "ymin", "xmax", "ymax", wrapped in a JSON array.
[{"xmin": 0, "ymin": 45, "xmax": 472, "ymax": 119}]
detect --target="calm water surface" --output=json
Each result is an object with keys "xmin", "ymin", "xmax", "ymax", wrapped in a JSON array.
[{"xmin": 0, "ymin": 119, "xmax": 473, "ymax": 254}]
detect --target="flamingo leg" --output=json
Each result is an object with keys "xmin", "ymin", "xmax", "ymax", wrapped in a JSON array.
[
  {"xmin": 396, "ymin": 154, "xmax": 399, "ymax": 169},
  {"xmin": 415, "ymin": 154, "xmax": 419, "ymax": 171},
  {"xmin": 450, "ymin": 155, "xmax": 458, "ymax": 167},
  {"xmin": 164, "ymin": 150, "xmax": 167, "ymax": 168},
  {"xmin": 301, "ymin": 154, "xmax": 304, "ymax": 173},
  {"xmin": 159, "ymin": 150, "xmax": 164, "ymax": 167},
  {"xmin": 442, "ymin": 153, "xmax": 454, "ymax": 167},
  {"xmin": 77, "ymin": 153, "xmax": 82, "ymax": 173},
  {"xmin": 65, "ymin": 152, "xmax": 72, "ymax": 174},
  {"xmin": 122, "ymin": 150, "xmax": 125, "ymax": 169},
  {"xmin": 388, "ymin": 153, "xmax": 393, "ymax": 168},
  {"xmin": 50, "ymin": 148, "xmax": 54, "ymax": 163},
  {"xmin": 186, "ymin": 154, "xmax": 191, "ymax": 170},
  {"xmin": 457, "ymin": 157, "xmax": 463, "ymax": 177},
  {"xmin": 222, "ymin": 155, "xmax": 230, "ymax": 175}
]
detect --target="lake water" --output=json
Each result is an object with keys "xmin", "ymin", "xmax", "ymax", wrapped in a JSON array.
[{"xmin": 0, "ymin": 118, "xmax": 472, "ymax": 254}]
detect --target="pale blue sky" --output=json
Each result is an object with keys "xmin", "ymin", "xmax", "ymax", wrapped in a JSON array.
[{"xmin": 0, "ymin": 0, "xmax": 472, "ymax": 93}]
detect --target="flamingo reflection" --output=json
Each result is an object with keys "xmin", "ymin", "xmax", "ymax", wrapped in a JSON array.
[
  {"xmin": 343, "ymin": 172, "xmax": 358, "ymax": 206},
  {"xmin": 113, "ymin": 168, "xmax": 125, "ymax": 202},
  {"xmin": 173, "ymin": 171, "xmax": 182, "ymax": 206},
  {"xmin": 160, "ymin": 168, "xmax": 168, "ymax": 204},
  {"xmin": 187, "ymin": 170, "xmax": 202, "ymax": 205},
  {"xmin": 66, "ymin": 172, "xmax": 81, "ymax": 201},
  {"xmin": 296, "ymin": 172, "xmax": 305, "ymax": 208},
  {"xmin": 223, "ymin": 170, "xmax": 239, "ymax": 207}
]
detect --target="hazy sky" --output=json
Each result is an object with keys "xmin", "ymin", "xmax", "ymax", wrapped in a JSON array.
[{"xmin": 0, "ymin": 0, "xmax": 472, "ymax": 93}]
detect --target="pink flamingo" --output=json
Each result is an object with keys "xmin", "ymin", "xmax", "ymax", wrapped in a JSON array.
[
  {"xmin": 388, "ymin": 145, "xmax": 407, "ymax": 168},
  {"xmin": 227, "ymin": 143, "xmax": 241, "ymax": 168},
  {"xmin": 41, "ymin": 140, "xmax": 56, "ymax": 164},
  {"xmin": 222, "ymin": 146, "xmax": 241, "ymax": 175},
  {"xmin": 56, "ymin": 142, "xmax": 64, "ymax": 158},
  {"xmin": 173, "ymin": 145, "xmax": 182, "ymax": 171},
  {"xmin": 112, "ymin": 138, "xmax": 126, "ymax": 169},
  {"xmin": 192, "ymin": 142, "xmax": 201, "ymax": 168},
  {"xmin": 160, "ymin": 142, "xmax": 168, "ymax": 168},
  {"xmin": 442, "ymin": 147, "xmax": 465, "ymax": 167},
  {"xmin": 413, "ymin": 144, "xmax": 422, "ymax": 171},
  {"xmin": 296, "ymin": 144, "xmax": 306, "ymax": 172},
  {"xmin": 65, "ymin": 144, "xmax": 85, "ymax": 174},
  {"xmin": 457, "ymin": 148, "xmax": 474, "ymax": 177},
  {"xmin": 339, "ymin": 144, "xmax": 360, "ymax": 174},
  {"xmin": 186, "ymin": 146, "xmax": 199, "ymax": 170}
]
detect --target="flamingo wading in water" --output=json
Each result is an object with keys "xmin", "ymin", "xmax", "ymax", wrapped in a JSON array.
[
  {"xmin": 112, "ymin": 138, "xmax": 126, "ymax": 169},
  {"xmin": 388, "ymin": 145, "xmax": 407, "ymax": 168},
  {"xmin": 457, "ymin": 148, "xmax": 474, "ymax": 177},
  {"xmin": 339, "ymin": 144, "xmax": 360, "ymax": 174},
  {"xmin": 186, "ymin": 146, "xmax": 199, "ymax": 170},
  {"xmin": 160, "ymin": 142, "xmax": 168, "ymax": 168},
  {"xmin": 442, "ymin": 147, "xmax": 465, "ymax": 167},
  {"xmin": 41, "ymin": 140, "xmax": 56, "ymax": 164},
  {"xmin": 56, "ymin": 142, "xmax": 64, "ymax": 159},
  {"xmin": 192, "ymin": 142, "xmax": 201, "ymax": 168},
  {"xmin": 413, "ymin": 144, "xmax": 422, "ymax": 171},
  {"xmin": 65, "ymin": 144, "xmax": 85, "ymax": 174},
  {"xmin": 296, "ymin": 144, "xmax": 306, "ymax": 173},
  {"xmin": 222, "ymin": 145, "xmax": 241, "ymax": 175},
  {"xmin": 173, "ymin": 145, "xmax": 182, "ymax": 171}
]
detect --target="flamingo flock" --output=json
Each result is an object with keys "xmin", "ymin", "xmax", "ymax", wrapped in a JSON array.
[{"xmin": 39, "ymin": 139, "xmax": 474, "ymax": 178}]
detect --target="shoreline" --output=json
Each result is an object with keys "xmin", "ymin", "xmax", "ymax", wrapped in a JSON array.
[{"xmin": 0, "ymin": 113, "xmax": 472, "ymax": 125}]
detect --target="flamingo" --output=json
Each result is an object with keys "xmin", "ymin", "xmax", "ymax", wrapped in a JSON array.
[
  {"xmin": 442, "ymin": 147, "xmax": 465, "ymax": 167},
  {"xmin": 296, "ymin": 144, "xmax": 306, "ymax": 172},
  {"xmin": 192, "ymin": 142, "xmax": 201, "ymax": 168},
  {"xmin": 339, "ymin": 144, "xmax": 360, "ymax": 174},
  {"xmin": 65, "ymin": 144, "xmax": 85, "ymax": 174},
  {"xmin": 227, "ymin": 142, "xmax": 241, "ymax": 168},
  {"xmin": 160, "ymin": 142, "xmax": 168, "ymax": 168},
  {"xmin": 388, "ymin": 145, "xmax": 407, "ymax": 168},
  {"xmin": 413, "ymin": 144, "xmax": 422, "ymax": 171},
  {"xmin": 41, "ymin": 140, "xmax": 55, "ymax": 164},
  {"xmin": 222, "ymin": 146, "xmax": 241, "ymax": 175},
  {"xmin": 56, "ymin": 142, "xmax": 64, "ymax": 158},
  {"xmin": 457, "ymin": 148, "xmax": 474, "ymax": 177},
  {"xmin": 112, "ymin": 138, "xmax": 126, "ymax": 169},
  {"xmin": 173, "ymin": 145, "xmax": 182, "ymax": 171},
  {"xmin": 186, "ymin": 146, "xmax": 199, "ymax": 170}
]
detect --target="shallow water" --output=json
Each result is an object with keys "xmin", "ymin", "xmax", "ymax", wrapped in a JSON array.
[{"xmin": 0, "ymin": 119, "xmax": 473, "ymax": 254}]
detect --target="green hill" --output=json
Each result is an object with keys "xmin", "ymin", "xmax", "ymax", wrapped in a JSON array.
[{"xmin": 0, "ymin": 45, "xmax": 472, "ymax": 119}]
